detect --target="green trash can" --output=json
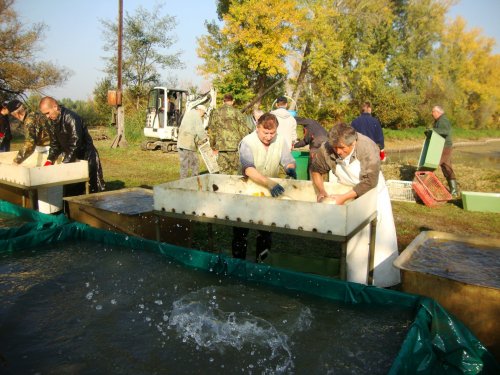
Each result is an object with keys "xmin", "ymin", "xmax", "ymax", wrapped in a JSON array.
[{"xmin": 291, "ymin": 150, "xmax": 310, "ymax": 180}]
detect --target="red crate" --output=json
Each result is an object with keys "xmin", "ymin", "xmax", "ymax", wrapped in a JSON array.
[{"xmin": 412, "ymin": 171, "xmax": 452, "ymax": 207}]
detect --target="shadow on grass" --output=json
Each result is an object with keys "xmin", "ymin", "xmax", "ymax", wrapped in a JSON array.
[{"xmin": 104, "ymin": 180, "xmax": 125, "ymax": 191}]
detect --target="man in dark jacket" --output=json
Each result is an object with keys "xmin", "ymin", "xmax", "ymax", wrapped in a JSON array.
[
  {"xmin": 351, "ymin": 101, "xmax": 386, "ymax": 161},
  {"xmin": 429, "ymin": 105, "xmax": 458, "ymax": 197},
  {"xmin": 39, "ymin": 96, "xmax": 105, "ymax": 194},
  {"xmin": 0, "ymin": 102, "xmax": 13, "ymax": 152},
  {"xmin": 293, "ymin": 117, "xmax": 328, "ymax": 179}
]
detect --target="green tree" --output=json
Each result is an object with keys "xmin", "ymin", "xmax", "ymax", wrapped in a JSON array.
[
  {"xmin": 101, "ymin": 3, "xmax": 183, "ymax": 109},
  {"xmin": 430, "ymin": 17, "xmax": 500, "ymax": 129},
  {"xmin": 0, "ymin": 0, "xmax": 69, "ymax": 98},
  {"xmin": 93, "ymin": 78, "xmax": 114, "ymax": 126},
  {"xmin": 198, "ymin": 0, "xmax": 306, "ymax": 110}
]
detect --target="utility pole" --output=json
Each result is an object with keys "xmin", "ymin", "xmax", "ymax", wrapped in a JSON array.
[{"xmin": 111, "ymin": 0, "xmax": 127, "ymax": 148}]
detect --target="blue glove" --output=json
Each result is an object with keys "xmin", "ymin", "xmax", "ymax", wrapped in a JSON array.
[
  {"xmin": 270, "ymin": 184, "xmax": 285, "ymax": 197},
  {"xmin": 285, "ymin": 168, "xmax": 297, "ymax": 179}
]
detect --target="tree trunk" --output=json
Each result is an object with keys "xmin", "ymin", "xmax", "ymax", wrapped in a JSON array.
[{"xmin": 291, "ymin": 41, "xmax": 311, "ymax": 110}]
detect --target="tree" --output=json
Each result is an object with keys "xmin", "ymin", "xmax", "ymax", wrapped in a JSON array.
[
  {"xmin": 197, "ymin": 0, "xmax": 306, "ymax": 109},
  {"xmin": 93, "ymin": 78, "xmax": 114, "ymax": 126},
  {"xmin": 0, "ymin": 0, "xmax": 69, "ymax": 98},
  {"xmin": 100, "ymin": 3, "xmax": 184, "ymax": 109},
  {"xmin": 430, "ymin": 17, "xmax": 500, "ymax": 129}
]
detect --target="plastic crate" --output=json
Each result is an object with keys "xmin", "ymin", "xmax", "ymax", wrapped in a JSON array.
[
  {"xmin": 412, "ymin": 171, "xmax": 452, "ymax": 207},
  {"xmin": 386, "ymin": 180, "xmax": 416, "ymax": 203}
]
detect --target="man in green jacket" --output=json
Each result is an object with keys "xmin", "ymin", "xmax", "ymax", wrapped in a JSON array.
[
  {"xmin": 430, "ymin": 105, "xmax": 458, "ymax": 197},
  {"xmin": 6, "ymin": 100, "xmax": 50, "ymax": 164},
  {"xmin": 208, "ymin": 93, "xmax": 250, "ymax": 174}
]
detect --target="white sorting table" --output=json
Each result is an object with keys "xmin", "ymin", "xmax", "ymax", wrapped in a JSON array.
[
  {"xmin": 153, "ymin": 174, "xmax": 378, "ymax": 283},
  {"xmin": 0, "ymin": 151, "xmax": 89, "ymax": 210}
]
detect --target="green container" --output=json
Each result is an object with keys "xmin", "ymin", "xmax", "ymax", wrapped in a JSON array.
[
  {"xmin": 418, "ymin": 131, "xmax": 445, "ymax": 170},
  {"xmin": 462, "ymin": 191, "xmax": 500, "ymax": 213},
  {"xmin": 291, "ymin": 150, "xmax": 310, "ymax": 180}
]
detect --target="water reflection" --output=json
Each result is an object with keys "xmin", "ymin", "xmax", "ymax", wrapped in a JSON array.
[{"xmin": 389, "ymin": 140, "xmax": 500, "ymax": 170}]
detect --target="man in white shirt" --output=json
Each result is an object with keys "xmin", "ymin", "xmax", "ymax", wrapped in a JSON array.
[{"xmin": 271, "ymin": 96, "xmax": 297, "ymax": 150}]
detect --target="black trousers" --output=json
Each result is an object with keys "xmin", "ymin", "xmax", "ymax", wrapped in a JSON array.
[{"xmin": 232, "ymin": 227, "xmax": 272, "ymax": 260}]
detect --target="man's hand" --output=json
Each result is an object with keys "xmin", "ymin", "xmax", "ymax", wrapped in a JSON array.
[
  {"xmin": 316, "ymin": 192, "xmax": 328, "ymax": 202},
  {"xmin": 43, "ymin": 160, "xmax": 53, "ymax": 166},
  {"xmin": 270, "ymin": 184, "xmax": 285, "ymax": 197},
  {"xmin": 380, "ymin": 149, "xmax": 386, "ymax": 162},
  {"xmin": 285, "ymin": 168, "xmax": 297, "ymax": 180}
]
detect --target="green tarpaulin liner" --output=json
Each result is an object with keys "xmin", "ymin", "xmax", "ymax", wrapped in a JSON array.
[
  {"xmin": 0, "ymin": 202, "xmax": 498, "ymax": 374},
  {"xmin": 0, "ymin": 200, "xmax": 69, "ymax": 240}
]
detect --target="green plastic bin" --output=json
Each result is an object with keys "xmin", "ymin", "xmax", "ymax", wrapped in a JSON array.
[
  {"xmin": 418, "ymin": 130, "xmax": 445, "ymax": 170},
  {"xmin": 291, "ymin": 150, "xmax": 310, "ymax": 180},
  {"xmin": 462, "ymin": 191, "xmax": 500, "ymax": 213}
]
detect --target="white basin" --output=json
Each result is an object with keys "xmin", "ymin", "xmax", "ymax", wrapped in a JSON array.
[
  {"xmin": 153, "ymin": 174, "xmax": 377, "ymax": 237},
  {"xmin": 0, "ymin": 151, "xmax": 88, "ymax": 188}
]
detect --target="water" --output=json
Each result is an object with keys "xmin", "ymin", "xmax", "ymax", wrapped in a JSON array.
[
  {"xmin": 0, "ymin": 212, "xmax": 31, "ymax": 228},
  {"xmin": 78, "ymin": 189, "xmax": 153, "ymax": 215},
  {"xmin": 389, "ymin": 140, "xmax": 500, "ymax": 170},
  {"xmin": 403, "ymin": 239, "xmax": 500, "ymax": 288},
  {"xmin": 0, "ymin": 241, "xmax": 413, "ymax": 374}
]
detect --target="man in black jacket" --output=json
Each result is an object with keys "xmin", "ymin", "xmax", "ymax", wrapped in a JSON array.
[
  {"xmin": 39, "ymin": 96, "xmax": 105, "ymax": 194},
  {"xmin": 0, "ymin": 101, "xmax": 13, "ymax": 152},
  {"xmin": 293, "ymin": 117, "xmax": 328, "ymax": 179}
]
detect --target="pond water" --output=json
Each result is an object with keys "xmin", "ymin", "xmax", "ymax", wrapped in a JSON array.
[
  {"xmin": 388, "ymin": 140, "xmax": 500, "ymax": 170},
  {"xmin": 401, "ymin": 239, "xmax": 500, "ymax": 288},
  {"xmin": 0, "ymin": 241, "xmax": 413, "ymax": 374}
]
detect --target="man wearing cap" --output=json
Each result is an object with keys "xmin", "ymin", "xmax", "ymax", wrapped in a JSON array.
[
  {"xmin": 271, "ymin": 96, "xmax": 297, "ymax": 150},
  {"xmin": 177, "ymin": 104, "xmax": 208, "ymax": 178},
  {"xmin": 0, "ymin": 102, "xmax": 13, "ymax": 152},
  {"xmin": 39, "ymin": 96, "xmax": 105, "ymax": 194},
  {"xmin": 5, "ymin": 100, "xmax": 50, "ymax": 163}
]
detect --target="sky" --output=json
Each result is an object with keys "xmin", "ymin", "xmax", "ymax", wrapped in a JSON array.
[{"xmin": 14, "ymin": 0, "xmax": 500, "ymax": 101}]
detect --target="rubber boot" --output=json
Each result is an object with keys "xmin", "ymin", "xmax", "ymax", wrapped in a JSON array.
[
  {"xmin": 448, "ymin": 179, "xmax": 458, "ymax": 198},
  {"xmin": 256, "ymin": 232, "xmax": 272, "ymax": 262},
  {"xmin": 232, "ymin": 227, "xmax": 248, "ymax": 259}
]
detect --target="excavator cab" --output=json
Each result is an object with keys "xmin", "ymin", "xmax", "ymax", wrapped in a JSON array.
[{"xmin": 142, "ymin": 87, "xmax": 216, "ymax": 152}]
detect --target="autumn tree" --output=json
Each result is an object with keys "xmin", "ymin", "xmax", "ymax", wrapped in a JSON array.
[
  {"xmin": 0, "ymin": 0, "xmax": 69, "ymax": 99},
  {"xmin": 101, "ymin": 3, "xmax": 183, "ymax": 109},
  {"xmin": 428, "ymin": 17, "xmax": 500, "ymax": 129},
  {"xmin": 198, "ymin": 0, "xmax": 498, "ymax": 129},
  {"xmin": 198, "ymin": 0, "xmax": 305, "ymax": 109}
]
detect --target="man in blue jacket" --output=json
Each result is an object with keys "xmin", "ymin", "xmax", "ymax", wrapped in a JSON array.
[{"xmin": 351, "ymin": 101, "xmax": 386, "ymax": 161}]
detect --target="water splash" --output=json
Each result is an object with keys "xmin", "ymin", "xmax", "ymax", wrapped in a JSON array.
[{"xmin": 168, "ymin": 285, "xmax": 313, "ymax": 373}]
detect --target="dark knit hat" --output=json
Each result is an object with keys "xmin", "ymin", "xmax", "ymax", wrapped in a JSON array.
[
  {"xmin": 276, "ymin": 96, "xmax": 287, "ymax": 104},
  {"xmin": 6, "ymin": 99, "xmax": 22, "ymax": 113}
]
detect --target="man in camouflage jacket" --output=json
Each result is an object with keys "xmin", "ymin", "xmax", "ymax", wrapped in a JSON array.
[
  {"xmin": 208, "ymin": 93, "xmax": 251, "ymax": 175},
  {"xmin": 6, "ymin": 100, "xmax": 50, "ymax": 164}
]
